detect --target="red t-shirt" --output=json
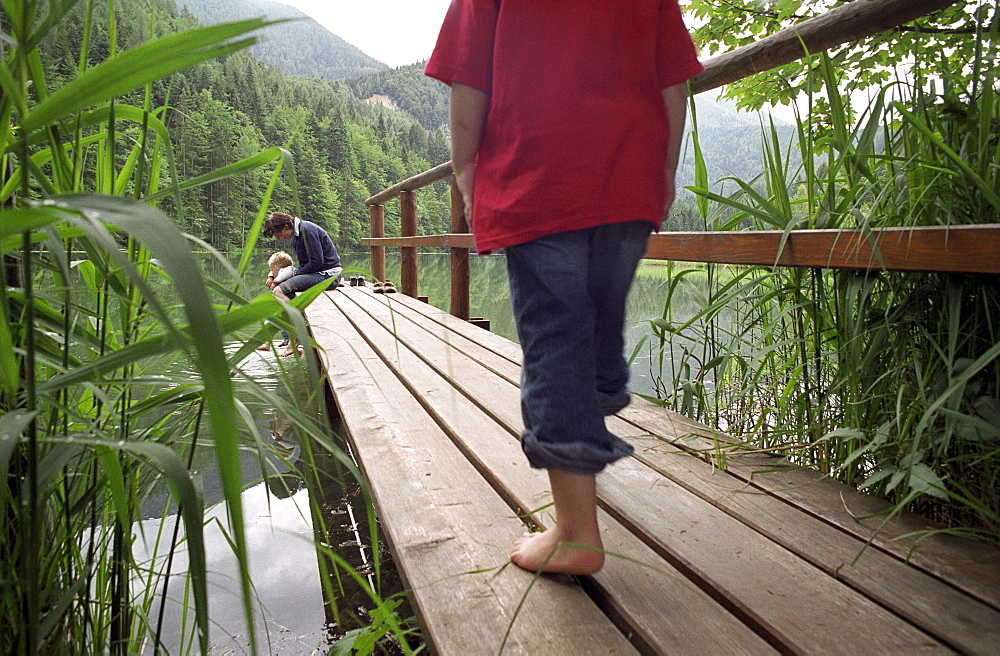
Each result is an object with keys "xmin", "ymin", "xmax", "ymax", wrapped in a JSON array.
[{"xmin": 426, "ymin": 0, "xmax": 703, "ymax": 253}]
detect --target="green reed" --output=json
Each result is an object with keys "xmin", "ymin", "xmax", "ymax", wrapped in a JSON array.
[
  {"xmin": 654, "ymin": 47, "xmax": 1000, "ymax": 543},
  {"xmin": 0, "ymin": 1, "xmax": 407, "ymax": 653}
]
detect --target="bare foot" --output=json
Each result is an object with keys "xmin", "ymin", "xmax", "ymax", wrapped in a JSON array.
[
  {"xmin": 256, "ymin": 342, "xmax": 271, "ymax": 351},
  {"xmin": 510, "ymin": 528, "xmax": 605, "ymax": 575},
  {"xmin": 280, "ymin": 346, "xmax": 301, "ymax": 357}
]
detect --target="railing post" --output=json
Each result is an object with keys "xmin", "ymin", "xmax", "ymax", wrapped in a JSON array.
[
  {"xmin": 449, "ymin": 178, "xmax": 471, "ymax": 321},
  {"xmin": 369, "ymin": 204, "xmax": 385, "ymax": 283},
  {"xmin": 400, "ymin": 190, "xmax": 418, "ymax": 297}
]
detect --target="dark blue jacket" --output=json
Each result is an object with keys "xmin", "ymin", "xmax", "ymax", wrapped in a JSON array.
[{"xmin": 291, "ymin": 219, "xmax": 340, "ymax": 275}]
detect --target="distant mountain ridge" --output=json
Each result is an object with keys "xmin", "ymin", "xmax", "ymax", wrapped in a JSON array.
[{"xmin": 178, "ymin": 0, "xmax": 387, "ymax": 79}]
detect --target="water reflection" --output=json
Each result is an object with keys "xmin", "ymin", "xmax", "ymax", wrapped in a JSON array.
[
  {"xmin": 134, "ymin": 347, "xmax": 332, "ymax": 654},
  {"xmin": 134, "ymin": 482, "xmax": 328, "ymax": 654}
]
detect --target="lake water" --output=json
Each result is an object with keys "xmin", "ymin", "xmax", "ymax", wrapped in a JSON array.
[{"xmin": 133, "ymin": 345, "xmax": 382, "ymax": 654}]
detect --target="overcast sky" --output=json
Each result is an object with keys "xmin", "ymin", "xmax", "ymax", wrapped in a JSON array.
[{"xmin": 276, "ymin": 0, "xmax": 452, "ymax": 68}]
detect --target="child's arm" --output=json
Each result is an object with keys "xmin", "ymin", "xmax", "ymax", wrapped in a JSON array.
[
  {"xmin": 450, "ymin": 82, "xmax": 489, "ymax": 230},
  {"xmin": 661, "ymin": 82, "xmax": 689, "ymax": 217},
  {"xmin": 273, "ymin": 265, "xmax": 294, "ymax": 284}
]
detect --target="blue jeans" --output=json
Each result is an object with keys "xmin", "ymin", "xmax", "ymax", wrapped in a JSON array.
[
  {"xmin": 505, "ymin": 220, "xmax": 653, "ymax": 475},
  {"xmin": 276, "ymin": 269, "xmax": 342, "ymax": 341},
  {"xmin": 276, "ymin": 269, "xmax": 342, "ymax": 299}
]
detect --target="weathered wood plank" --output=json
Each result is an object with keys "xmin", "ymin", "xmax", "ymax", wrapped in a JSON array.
[
  {"xmin": 597, "ymin": 456, "xmax": 948, "ymax": 654},
  {"xmin": 618, "ymin": 398, "xmax": 1000, "ymax": 612},
  {"xmin": 328, "ymin": 289, "xmax": 777, "ymax": 654},
  {"xmin": 349, "ymin": 291, "xmax": 522, "ymax": 383},
  {"xmin": 361, "ymin": 225, "xmax": 1000, "ymax": 275},
  {"xmin": 643, "ymin": 225, "xmax": 1000, "ymax": 274},
  {"xmin": 377, "ymin": 291, "xmax": 523, "ymax": 365},
  {"xmin": 308, "ymin": 293, "xmax": 637, "ymax": 655},
  {"xmin": 335, "ymin": 288, "xmax": 950, "ymax": 654},
  {"xmin": 620, "ymin": 433, "xmax": 1000, "ymax": 654},
  {"xmin": 378, "ymin": 292, "xmax": 1000, "ymax": 617}
]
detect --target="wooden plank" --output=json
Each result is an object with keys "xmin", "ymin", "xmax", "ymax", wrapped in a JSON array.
[
  {"xmin": 370, "ymin": 291, "xmax": 1000, "ymax": 613},
  {"xmin": 619, "ymin": 432, "xmax": 1000, "ymax": 654},
  {"xmin": 328, "ymin": 289, "xmax": 777, "ymax": 654},
  {"xmin": 361, "ymin": 233, "xmax": 476, "ymax": 249},
  {"xmin": 644, "ymin": 225, "xmax": 1000, "ymax": 274},
  {"xmin": 357, "ymin": 288, "xmax": 523, "ymax": 375},
  {"xmin": 359, "ymin": 290, "xmax": 1000, "ymax": 612},
  {"xmin": 307, "ymin": 293, "xmax": 637, "ymax": 655},
  {"xmin": 596, "ymin": 456, "xmax": 948, "ymax": 655},
  {"xmin": 333, "ymin": 289, "xmax": 950, "ymax": 654},
  {"xmin": 617, "ymin": 398, "xmax": 1000, "ymax": 612}
]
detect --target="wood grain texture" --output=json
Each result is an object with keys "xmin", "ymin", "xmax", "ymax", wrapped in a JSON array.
[
  {"xmin": 643, "ymin": 225, "xmax": 1000, "ymax": 274},
  {"xmin": 328, "ymin": 289, "xmax": 776, "ymax": 654},
  {"xmin": 308, "ymin": 293, "xmax": 636, "ymax": 656},
  {"xmin": 306, "ymin": 288, "xmax": 1000, "ymax": 655},
  {"xmin": 324, "ymin": 290, "xmax": 962, "ymax": 654},
  {"xmin": 617, "ymin": 397, "xmax": 1000, "ymax": 614}
]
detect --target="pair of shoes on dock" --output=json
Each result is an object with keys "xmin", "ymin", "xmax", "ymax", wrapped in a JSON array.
[
  {"xmin": 373, "ymin": 281, "xmax": 397, "ymax": 294},
  {"xmin": 349, "ymin": 276, "xmax": 367, "ymax": 287}
]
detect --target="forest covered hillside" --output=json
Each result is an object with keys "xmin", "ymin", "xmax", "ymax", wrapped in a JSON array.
[
  {"xmin": 178, "ymin": 0, "xmax": 388, "ymax": 79},
  {"xmin": 30, "ymin": 0, "xmax": 452, "ymax": 248},
  {"xmin": 347, "ymin": 62, "xmax": 450, "ymax": 131}
]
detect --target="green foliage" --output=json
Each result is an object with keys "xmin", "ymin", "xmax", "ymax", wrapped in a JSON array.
[
  {"xmin": 0, "ymin": 0, "xmax": 415, "ymax": 653},
  {"xmin": 653, "ymin": 49, "xmax": 1000, "ymax": 543},
  {"xmin": 686, "ymin": 0, "xmax": 992, "ymax": 118},
  {"xmin": 19, "ymin": 0, "xmax": 452, "ymax": 250}
]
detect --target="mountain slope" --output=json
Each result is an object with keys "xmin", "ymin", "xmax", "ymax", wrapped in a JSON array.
[
  {"xmin": 347, "ymin": 62, "xmax": 449, "ymax": 131},
  {"xmin": 178, "ymin": 0, "xmax": 387, "ymax": 79}
]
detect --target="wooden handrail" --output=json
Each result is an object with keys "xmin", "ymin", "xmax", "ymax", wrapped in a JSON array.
[
  {"xmin": 366, "ymin": 162, "xmax": 453, "ymax": 207},
  {"xmin": 361, "ymin": 225, "xmax": 1000, "ymax": 276}
]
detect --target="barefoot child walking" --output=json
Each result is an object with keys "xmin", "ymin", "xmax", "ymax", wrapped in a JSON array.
[{"xmin": 426, "ymin": 1, "xmax": 702, "ymax": 575}]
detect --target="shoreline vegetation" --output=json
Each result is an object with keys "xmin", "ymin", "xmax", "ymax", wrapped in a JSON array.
[{"xmin": 1, "ymin": 0, "xmax": 996, "ymax": 653}]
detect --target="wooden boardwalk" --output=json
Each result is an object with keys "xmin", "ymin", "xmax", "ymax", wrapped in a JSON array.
[{"xmin": 307, "ymin": 286, "xmax": 1000, "ymax": 655}]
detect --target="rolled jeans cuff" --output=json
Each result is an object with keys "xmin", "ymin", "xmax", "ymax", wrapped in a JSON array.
[{"xmin": 521, "ymin": 429, "xmax": 634, "ymax": 475}]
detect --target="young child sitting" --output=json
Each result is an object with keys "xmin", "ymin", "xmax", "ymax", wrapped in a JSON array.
[
  {"xmin": 257, "ymin": 251, "xmax": 295, "ymax": 353},
  {"xmin": 267, "ymin": 250, "xmax": 295, "ymax": 288}
]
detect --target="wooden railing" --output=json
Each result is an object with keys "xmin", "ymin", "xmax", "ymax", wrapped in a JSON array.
[{"xmin": 362, "ymin": 0, "xmax": 999, "ymax": 322}]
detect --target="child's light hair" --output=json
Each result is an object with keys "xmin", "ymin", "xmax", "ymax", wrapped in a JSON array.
[{"xmin": 267, "ymin": 251, "xmax": 294, "ymax": 272}]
